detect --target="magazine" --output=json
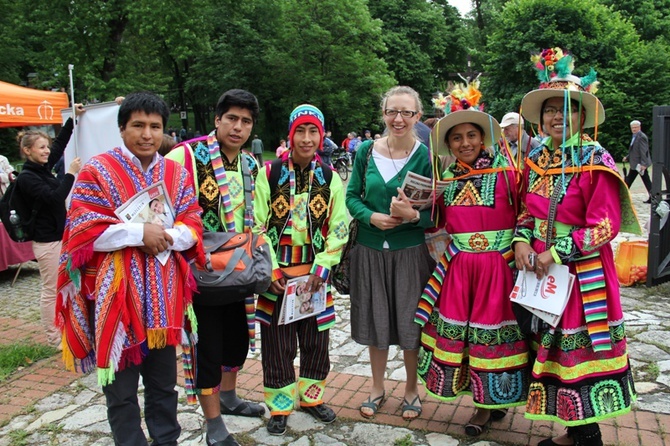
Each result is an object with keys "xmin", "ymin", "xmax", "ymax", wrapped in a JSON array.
[
  {"xmin": 399, "ymin": 172, "xmax": 450, "ymax": 211},
  {"xmin": 278, "ymin": 275, "xmax": 327, "ymax": 325},
  {"xmin": 509, "ymin": 264, "xmax": 574, "ymax": 326},
  {"xmin": 114, "ymin": 181, "xmax": 175, "ymax": 265}
]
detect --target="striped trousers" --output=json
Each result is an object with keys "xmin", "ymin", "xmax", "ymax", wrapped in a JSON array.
[{"xmin": 261, "ymin": 297, "xmax": 330, "ymax": 413}]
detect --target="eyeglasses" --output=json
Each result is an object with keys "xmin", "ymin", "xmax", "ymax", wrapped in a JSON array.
[
  {"xmin": 543, "ymin": 106, "xmax": 580, "ymax": 117},
  {"xmin": 384, "ymin": 109, "xmax": 418, "ymax": 118}
]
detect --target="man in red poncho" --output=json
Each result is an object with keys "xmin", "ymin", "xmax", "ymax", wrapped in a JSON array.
[{"xmin": 57, "ymin": 91, "xmax": 203, "ymax": 446}]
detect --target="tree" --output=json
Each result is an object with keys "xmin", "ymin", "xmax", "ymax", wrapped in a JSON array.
[
  {"xmin": 482, "ymin": 0, "xmax": 670, "ymax": 157},
  {"xmin": 188, "ymin": 0, "xmax": 395, "ymax": 144},
  {"xmin": 368, "ymin": 0, "xmax": 466, "ymax": 113}
]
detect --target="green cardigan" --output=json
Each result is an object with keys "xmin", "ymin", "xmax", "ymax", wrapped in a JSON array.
[{"xmin": 346, "ymin": 141, "xmax": 434, "ymax": 251}]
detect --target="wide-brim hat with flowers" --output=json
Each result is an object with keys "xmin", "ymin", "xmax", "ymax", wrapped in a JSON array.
[
  {"xmin": 431, "ymin": 79, "xmax": 501, "ymax": 155},
  {"xmin": 521, "ymin": 47, "xmax": 605, "ymax": 128}
]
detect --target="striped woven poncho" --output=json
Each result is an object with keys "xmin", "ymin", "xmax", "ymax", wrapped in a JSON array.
[{"xmin": 56, "ymin": 148, "xmax": 204, "ymax": 385}]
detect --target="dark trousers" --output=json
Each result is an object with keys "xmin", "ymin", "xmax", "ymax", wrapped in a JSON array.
[
  {"xmin": 102, "ymin": 346, "xmax": 180, "ymax": 446},
  {"xmin": 254, "ymin": 153, "xmax": 263, "ymax": 166},
  {"xmin": 261, "ymin": 297, "xmax": 330, "ymax": 388},
  {"xmin": 625, "ymin": 167, "xmax": 652, "ymax": 194}
]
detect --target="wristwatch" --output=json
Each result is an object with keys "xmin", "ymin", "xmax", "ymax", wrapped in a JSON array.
[{"xmin": 409, "ymin": 209, "xmax": 420, "ymax": 224}]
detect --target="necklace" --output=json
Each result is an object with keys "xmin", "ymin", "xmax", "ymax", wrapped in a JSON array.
[{"xmin": 387, "ymin": 139, "xmax": 414, "ymax": 181}]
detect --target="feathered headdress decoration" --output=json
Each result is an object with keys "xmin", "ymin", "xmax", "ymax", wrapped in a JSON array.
[
  {"xmin": 432, "ymin": 76, "xmax": 484, "ymax": 115},
  {"xmin": 531, "ymin": 47, "xmax": 599, "ymax": 94}
]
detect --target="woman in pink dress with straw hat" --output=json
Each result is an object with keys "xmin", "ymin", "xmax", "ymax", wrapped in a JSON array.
[
  {"xmin": 514, "ymin": 47, "xmax": 641, "ymax": 446},
  {"xmin": 415, "ymin": 80, "xmax": 530, "ymax": 437}
]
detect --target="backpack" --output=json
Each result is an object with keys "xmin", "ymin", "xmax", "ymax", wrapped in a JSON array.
[{"xmin": 0, "ymin": 171, "xmax": 40, "ymax": 242}]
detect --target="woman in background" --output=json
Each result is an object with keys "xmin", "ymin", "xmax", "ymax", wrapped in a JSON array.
[{"xmin": 15, "ymin": 104, "xmax": 84, "ymax": 347}]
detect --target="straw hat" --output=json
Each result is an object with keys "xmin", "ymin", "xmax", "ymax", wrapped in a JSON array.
[
  {"xmin": 520, "ymin": 47, "xmax": 605, "ymax": 128},
  {"xmin": 431, "ymin": 80, "xmax": 501, "ymax": 155}
]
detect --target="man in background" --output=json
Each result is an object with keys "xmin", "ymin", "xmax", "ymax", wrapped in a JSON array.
[
  {"xmin": 251, "ymin": 134, "xmax": 264, "ymax": 165},
  {"xmin": 623, "ymin": 119, "xmax": 653, "ymax": 203},
  {"xmin": 500, "ymin": 112, "xmax": 539, "ymax": 165}
]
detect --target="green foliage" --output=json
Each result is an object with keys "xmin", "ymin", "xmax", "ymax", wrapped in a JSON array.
[
  {"xmin": 8, "ymin": 429, "xmax": 29, "ymax": 446},
  {"xmin": 2, "ymin": 0, "xmax": 670, "ymax": 157},
  {"xmin": 483, "ymin": 0, "xmax": 670, "ymax": 157},
  {"xmin": 394, "ymin": 434, "xmax": 414, "ymax": 446},
  {"xmin": 0, "ymin": 342, "xmax": 58, "ymax": 382},
  {"xmin": 369, "ymin": 0, "xmax": 467, "ymax": 112}
]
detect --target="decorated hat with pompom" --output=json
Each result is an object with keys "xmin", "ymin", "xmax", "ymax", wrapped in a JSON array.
[
  {"xmin": 521, "ymin": 47, "xmax": 605, "ymax": 128},
  {"xmin": 430, "ymin": 78, "xmax": 501, "ymax": 154}
]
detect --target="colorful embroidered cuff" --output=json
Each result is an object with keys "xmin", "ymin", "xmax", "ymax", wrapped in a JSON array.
[
  {"xmin": 513, "ymin": 227, "xmax": 533, "ymax": 244},
  {"xmin": 272, "ymin": 268, "xmax": 284, "ymax": 281},
  {"xmin": 553, "ymin": 235, "xmax": 580, "ymax": 263},
  {"xmin": 310, "ymin": 264, "xmax": 330, "ymax": 281},
  {"xmin": 550, "ymin": 246, "xmax": 562, "ymax": 265}
]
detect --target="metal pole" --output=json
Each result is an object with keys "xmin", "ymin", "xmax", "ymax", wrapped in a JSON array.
[{"xmin": 68, "ymin": 64, "xmax": 78, "ymax": 157}]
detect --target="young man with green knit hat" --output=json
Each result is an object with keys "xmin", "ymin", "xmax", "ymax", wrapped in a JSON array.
[{"xmin": 253, "ymin": 104, "xmax": 349, "ymax": 435}]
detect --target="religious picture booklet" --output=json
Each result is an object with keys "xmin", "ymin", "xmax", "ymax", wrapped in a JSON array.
[
  {"xmin": 114, "ymin": 181, "xmax": 175, "ymax": 265},
  {"xmin": 278, "ymin": 275, "xmax": 327, "ymax": 325}
]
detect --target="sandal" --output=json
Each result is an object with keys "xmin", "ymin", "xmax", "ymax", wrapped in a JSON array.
[
  {"xmin": 465, "ymin": 411, "xmax": 491, "ymax": 437},
  {"xmin": 401, "ymin": 395, "xmax": 422, "ymax": 420},
  {"xmin": 359, "ymin": 391, "xmax": 385, "ymax": 419},
  {"xmin": 491, "ymin": 408, "xmax": 508, "ymax": 421}
]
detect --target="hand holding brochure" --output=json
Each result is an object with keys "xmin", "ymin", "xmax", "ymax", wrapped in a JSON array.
[
  {"xmin": 509, "ymin": 263, "xmax": 574, "ymax": 327},
  {"xmin": 278, "ymin": 275, "xmax": 327, "ymax": 325},
  {"xmin": 399, "ymin": 172, "xmax": 450, "ymax": 211},
  {"xmin": 114, "ymin": 181, "xmax": 175, "ymax": 265}
]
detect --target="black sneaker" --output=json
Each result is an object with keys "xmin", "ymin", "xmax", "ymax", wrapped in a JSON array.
[
  {"xmin": 267, "ymin": 415, "xmax": 287, "ymax": 436},
  {"xmin": 302, "ymin": 404, "xmax": 336, "ymax": 423}
]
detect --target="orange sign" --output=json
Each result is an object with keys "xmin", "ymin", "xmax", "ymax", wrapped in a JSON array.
[{"xmin": 0, "ymin": 80, "xmax": 69, "ymax": 128}]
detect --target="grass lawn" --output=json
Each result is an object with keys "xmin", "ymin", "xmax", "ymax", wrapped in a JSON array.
[{"xmin": 0, "ymin": 342, "xmax": 58, "ymax": 382}]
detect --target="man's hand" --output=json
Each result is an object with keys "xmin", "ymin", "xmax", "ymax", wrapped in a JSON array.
[
  {"xmin": 622, "ymin": 156, "xmax": 628, "ymax": 163},
  {"xmin": 269, "ymin": 278, "xmax": 286, "ymax": 295},
  {"xmin": 305, "ymin": 274, "xmax": 324, "ymax": 294},
  {"xmin": 140, "ymin": 223, "xmax": 174, "ymax": 256}
]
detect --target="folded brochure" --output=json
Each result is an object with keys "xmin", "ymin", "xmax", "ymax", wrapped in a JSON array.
[{"xmin": 509, "ymin": 263, "xmax": 574, "ymax": 326}]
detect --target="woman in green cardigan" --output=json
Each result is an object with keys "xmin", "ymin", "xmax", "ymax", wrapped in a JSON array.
[{"xmin": 346, "ymin": 85, "xmax": 436, "ymax": 421}]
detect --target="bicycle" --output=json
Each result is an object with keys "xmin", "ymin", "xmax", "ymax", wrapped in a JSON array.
[{"xmin": 332, "ymin": 149, "xmax": 350, "ymax": 181}]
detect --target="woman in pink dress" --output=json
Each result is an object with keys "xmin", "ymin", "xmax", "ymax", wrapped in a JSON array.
[
  {"xmin": 275, "ymin": 139, "xmax": 288, "ymax": 158},
  {"xmin": 513, "ymin": 48, "xmax": 641, "ymax": 446},
  {"xmin": 415, "ymin": 83, "xmax": 529, "ymax": 437}
]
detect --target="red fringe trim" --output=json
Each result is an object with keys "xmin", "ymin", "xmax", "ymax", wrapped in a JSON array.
[
  {"xmin": 70, "ymin": 243, "xmax": 95, "ymax": 270},
  {"xmin": 118, "ymin": 343, "xmax": 145, "ymax": 371}
]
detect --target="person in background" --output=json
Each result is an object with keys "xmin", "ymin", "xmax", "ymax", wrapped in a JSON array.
[
  {"xmin": 319, "ymin": 130, "xmax": 337, "ymax": 166},
  {"xmin": 0, "ymin": 154, "xmax": 15, "ymax": 195},
  {"xmin": 57, "ymin": 92, "xmax": 203, "ymax": 446},
  {"xmin": 159, "ymin": 133, "xmax": 177, "ymax": 157},
  {"xmin": 415, "ymin": 82, "xmax": 529, "ymax": 437},
  {"xmin": 276, "ymin": 139, "xmax": 289, "ymax": 158},
  {"xmin": 364, "ymin": 129, "xmax": 373, "ymax": 141},
  {"xmin": 514, "ymin": 47, "xmax": 640, "ymax": 446},
  {"xmin": 499, "ymin": 112, "xmax": 540, "ymax": 166},
  {"xmin": 167, "ymin": 89, "xmax": 265, "ymax": 446},
  {"xmin": 623, "ymin": 119, "xmax": 653, "ymax": 203},
  {"xmin": 253, "ymin": 104, "xmax": 348, "ymax": 436},
  {"xmin": 347, "ymin": 85, "xmax": 435, "ymax": 421},
  {"xmin": 341, "ymin": 132, "xmax": 353, "ymax": 154},
  {"xmin": 15, "ymin": 103, "xmax": 84, "ymax": 348},
  {"xmin": 251, "ymin": 134, "xmax": 264, "ymax": 165}
]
